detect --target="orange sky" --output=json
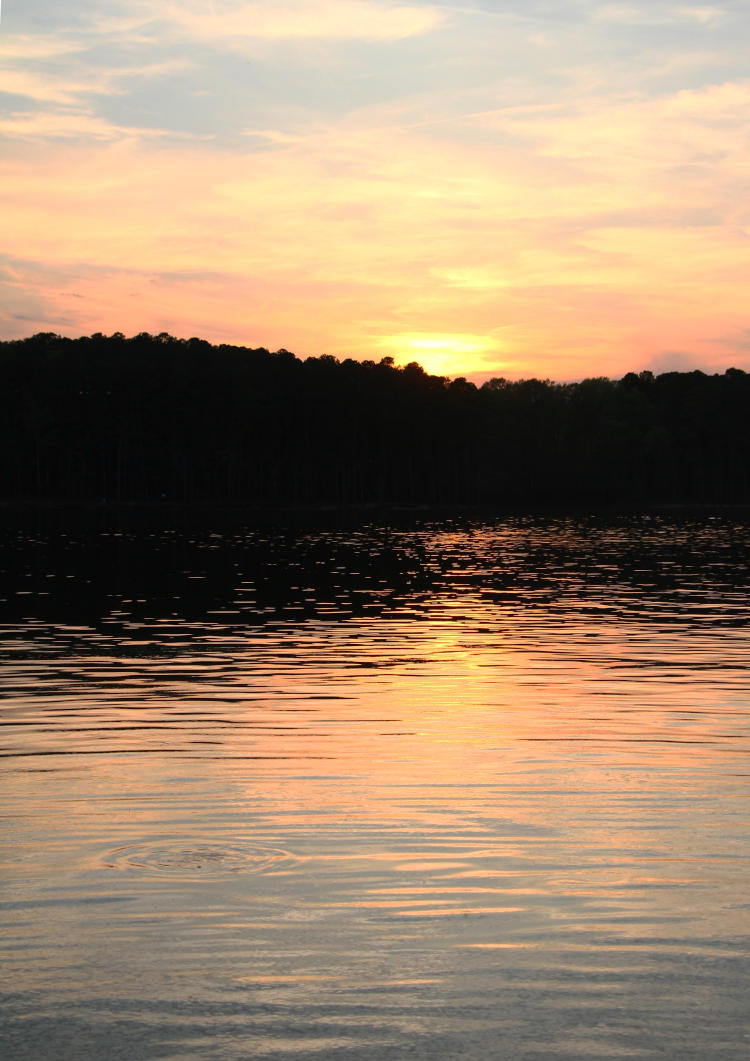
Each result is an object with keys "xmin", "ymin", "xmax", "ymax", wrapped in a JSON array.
[{"xmin": 2, "ymin": 2, "xmax": 749, "ymax": 381}]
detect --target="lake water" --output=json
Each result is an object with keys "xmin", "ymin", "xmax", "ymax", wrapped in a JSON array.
[{"xmin": 1, "ymin": 512, "xmax": 750, "ymax": 1060}]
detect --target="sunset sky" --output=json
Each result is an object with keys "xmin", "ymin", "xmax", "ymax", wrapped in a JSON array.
[{"xmin": 2, "ymin": 1, "xmax": 750, "ymax": 381}]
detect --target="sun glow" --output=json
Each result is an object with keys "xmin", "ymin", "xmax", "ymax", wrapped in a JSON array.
[
  {"xmin": 383, "ymin": 333, "xmax": 503, "ymax": 378},
  {"xmin": 2, "ymin": 2, "xmax": 750, "ymax": 378}
]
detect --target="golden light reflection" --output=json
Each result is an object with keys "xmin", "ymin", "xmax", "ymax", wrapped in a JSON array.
[{"xmin": 6, "ymin": 554, "xmax": 750, "ymax": 1021}]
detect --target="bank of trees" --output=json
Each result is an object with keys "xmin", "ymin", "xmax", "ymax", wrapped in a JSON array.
[{"xmin": 2, "ymin": 331, "xmax": 749, "ymax": 507}]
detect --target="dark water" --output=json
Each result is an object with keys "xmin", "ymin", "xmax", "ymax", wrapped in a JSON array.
[{"xmin": 1, "ymin": 513, "xmax": 750, "ymax": 1060}]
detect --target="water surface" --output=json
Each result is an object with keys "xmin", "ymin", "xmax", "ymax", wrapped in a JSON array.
[{"xmin": 2, "ymin": 513, "xmax": 750, "ymax": 1059}]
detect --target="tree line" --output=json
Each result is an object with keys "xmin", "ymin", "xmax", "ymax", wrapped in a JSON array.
[{"xmin": 2, "ymin": 330, "xmax": 749, "ymax": 508}]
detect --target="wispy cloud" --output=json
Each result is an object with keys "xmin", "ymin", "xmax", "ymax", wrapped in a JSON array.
[
  {"xmin": 0, "ymin": 35, "xmax": 84, "ymax": 60},
  {"xmin": 719, "ymin": 327, "xmax": 750, "ymax": 353},
  {"xmin": 594, "ymin": 4, "xmax": 724, "ymax": 25},
  {"xmin": 165, "ymin": 0, "xmax": 444, "ymax": 41},
  {"xmin": 2, "ymin": 0, "xmax": 750, "ymax": 378}
]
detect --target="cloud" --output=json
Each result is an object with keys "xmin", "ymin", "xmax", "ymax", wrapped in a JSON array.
[
  {"xmin": 644, "ymin": 349, "xmax": 704, "ymax": 373},
  {"xmin": 464, "ymin": 79, "xmax": 750, "ymax": 212},
  {"xmin": 0, "ymin": 16, "xmax": 201, "ymax": 143},
  {"xmin": 0, "ymin": 36, "xmax": 84, "ymax": 60},
  {"xmin": 0, "ymin": 110, "xmax": 192, "ymax": 142},
  {"xmin": 241, "ymin": 128, "xmax": 304, "ymax": 144},
  {"xmin": 165, "ymin": 0, "xmax": 444, "ymax": 41},
  {"xmin": 594, "ymin": 4, "xmax": 724, "ymax": 25},
  {"xmin": 719, "ymin": 328, "xmax": 750, "ymax": 353},
  {"xmin": 3, "ymin": 0, "xmax": 750, "ymax": 379},
  {"xmin": 3, "ymin": 77, "xmax": 750, "ymax": 377},
  {"xmin": 429, "ymin": 267, "xmax": 510, "ymax": 291},
  {"xmin": 0, "ymin": 68, "xmax": 112, "ymax": 107}
]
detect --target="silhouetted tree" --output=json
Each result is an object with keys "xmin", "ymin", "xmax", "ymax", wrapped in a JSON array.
[{"xmin": 1, "ymin": 332, "xmax": 748, "ymax": 508}]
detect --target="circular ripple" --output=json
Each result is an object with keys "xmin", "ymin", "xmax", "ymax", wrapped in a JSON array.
[{"xmin": 104, "ymin": 840, "xmax": 294, "ymax": 878}]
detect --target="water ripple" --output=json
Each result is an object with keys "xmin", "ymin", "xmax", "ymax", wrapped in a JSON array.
[{"xmin": 102, "ymin": 840, "xmax": 296, "ymax": 879}]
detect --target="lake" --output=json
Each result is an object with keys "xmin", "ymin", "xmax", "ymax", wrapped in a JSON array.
[{"xmin": 1, "ymin": 511, "xmax": 749, "ymax": 1060}]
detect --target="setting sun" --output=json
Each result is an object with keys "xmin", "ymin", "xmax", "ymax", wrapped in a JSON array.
[
  {"xmin": 382, "ymin": 333, "xmax": 503, "ymax": 378},
  {"xmin": 2, "ymin": 2, "xmax": 750, "ymax": 381}
]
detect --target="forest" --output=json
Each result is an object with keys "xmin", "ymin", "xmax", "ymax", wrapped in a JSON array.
[{"xmin": 2, "ymin": 331, "xmax": 749, "ymax": 509}]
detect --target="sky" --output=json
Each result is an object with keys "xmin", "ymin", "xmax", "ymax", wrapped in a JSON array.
[{"xmin": 2, "ymin": 1, "xmax": 750, "ymax": 382}]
